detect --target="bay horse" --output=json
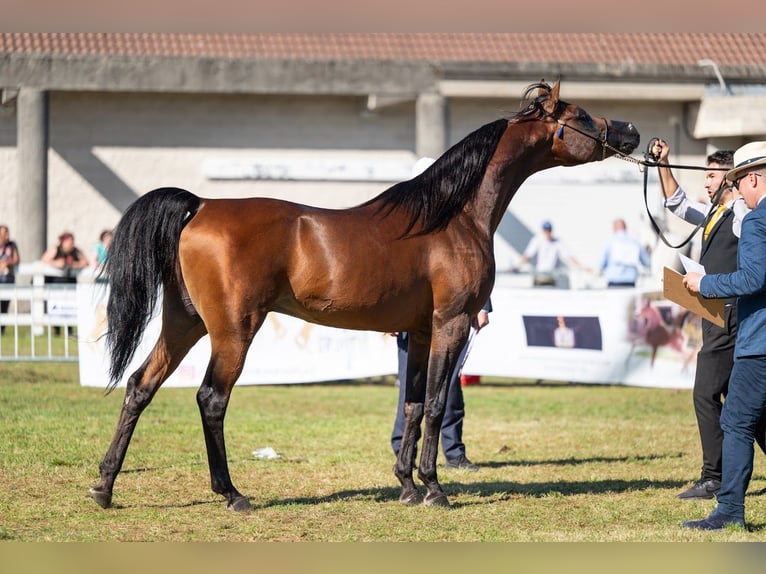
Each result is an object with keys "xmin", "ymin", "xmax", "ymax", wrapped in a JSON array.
[{"xmin": 89, "ymin": 80, "xmax": 639, "ymax": 512}]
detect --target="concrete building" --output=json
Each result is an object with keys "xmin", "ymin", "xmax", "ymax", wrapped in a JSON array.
[{"xmin": 1, "ymin": 33, "xmax": 765, "ymax": 281}]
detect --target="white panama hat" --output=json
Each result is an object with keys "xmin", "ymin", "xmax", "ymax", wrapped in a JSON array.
[{"xmin": 725, "ymin": 141, "xmax": 766, "ymax": 182}]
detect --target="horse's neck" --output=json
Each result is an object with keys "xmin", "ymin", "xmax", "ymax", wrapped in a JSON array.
[{"xmin": 479, "ymin": 127, "xmax": 553, "ymax": 234}]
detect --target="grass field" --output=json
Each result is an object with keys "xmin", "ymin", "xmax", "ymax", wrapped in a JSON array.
[{"xmin": 2, "ymin": 361, "xmax": 766, "ymax": 542}]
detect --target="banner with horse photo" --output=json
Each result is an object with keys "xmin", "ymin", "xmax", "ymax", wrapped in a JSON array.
[{"xmin": 462, "ymin": 279, "xmax": 698, "ymax": 389}]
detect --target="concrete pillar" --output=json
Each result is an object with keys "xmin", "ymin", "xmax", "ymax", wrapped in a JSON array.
[
  {"xmin": 415, "ymin": 92, "xmax": 447, "ymax": 160},
  {"xmin": 17, "ymin": 88, "xmax": 49, "ymax": 263}
]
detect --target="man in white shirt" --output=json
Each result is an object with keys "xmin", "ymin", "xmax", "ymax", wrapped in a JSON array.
[{"xmin": 518, "ymin": 221, "xmax": 589, "ymax": 287}]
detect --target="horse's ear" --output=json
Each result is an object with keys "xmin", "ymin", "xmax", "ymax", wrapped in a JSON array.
[
  {"xmin": 549, "ymin": 79, "xmax": 561, "ymax": 105},
  {"xmin": 536, "ymin": 80, "xmax": 548, "ymax": 99}
]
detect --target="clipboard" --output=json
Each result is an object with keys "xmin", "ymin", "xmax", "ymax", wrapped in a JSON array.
[{"xmin": 662, "ymin": 267, "xmax": 726, "ymax": 328}]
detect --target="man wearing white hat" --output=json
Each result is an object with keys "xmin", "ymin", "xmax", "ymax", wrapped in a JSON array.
[
  {"xmin": 653, "ymin": 139, "xmax": 766, "ymax": 501},
  {"xmin": 682, "ymin": 141, "xmax": 766, "ymax": 530}
]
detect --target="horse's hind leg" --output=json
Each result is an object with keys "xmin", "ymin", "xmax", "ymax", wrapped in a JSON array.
[
  {"xmin": 90, "ymin": 314, "xmax": 205, "ymax": 509},
  {"xmin": 196, "ymin": 324, "xmax": 262, "ymax": 512}
]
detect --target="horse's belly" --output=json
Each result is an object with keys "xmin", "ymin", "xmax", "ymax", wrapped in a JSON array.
[{"xmin": 275, "ymin": 291, "xmax": 421, "ymax": 333}]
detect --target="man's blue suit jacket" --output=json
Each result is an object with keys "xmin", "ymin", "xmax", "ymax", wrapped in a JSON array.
[{"xmin": 700, "ymin": 198, "xmax": 766, "ymax": 359}]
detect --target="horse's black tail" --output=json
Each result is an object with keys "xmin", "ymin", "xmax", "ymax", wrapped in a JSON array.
[{"xmin": 104, "ymin": 187, "xmax": 201, "ymax": 392}]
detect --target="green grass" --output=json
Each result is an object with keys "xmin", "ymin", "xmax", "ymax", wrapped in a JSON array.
[{"xmin": 1, "ymin": 362, "xmax": 766, "ymax": 542}]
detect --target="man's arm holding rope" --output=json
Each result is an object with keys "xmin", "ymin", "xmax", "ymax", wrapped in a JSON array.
[{"xmin": 652, "ymin": 139, "xmax": 708, "ymax": 225}]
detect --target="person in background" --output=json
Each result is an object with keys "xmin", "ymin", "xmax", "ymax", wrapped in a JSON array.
[
  {"xmin": 681, "ymin": 141, "xmax": 766, "ymax": 529},
  {"xmin": 92, "ymin": 229, "xmax": 113, "ymax": 268},
  {"xmin": 653, "ymin": 139, "xmax": 766, "ymax": 501},
  {"xmin": 598, "ymin": 218, "xmax": 651, "ymax": 287},
  {"xmin": 41, "ymin": 231, "xmax": 90, "ymax": 284},
  {"xmin": 0, "ymin": 225, "xmax": 20, "ymax": 333},
  {"xmin": 517, "ymin": 221, "xmax": 590, "ymax": 287},
  {"xmin": 553, "ymin": 316, "xmax": 575, "ymax": 348}
]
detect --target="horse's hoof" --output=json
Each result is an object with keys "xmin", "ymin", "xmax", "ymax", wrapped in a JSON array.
[
  {"xmin": 424, "ymin": 492, "xmax": 451, "ymax": 508},
  {"xmin": 399, "ymin": 489, "xmax": 423, "ymax": 506},
  {"xmin": 227, "ymin": 496, "xmax": 253, "ymax": 512},
  {"xmin": 89, "ymin": 486, "xmax": 112, "ymax": 509}
]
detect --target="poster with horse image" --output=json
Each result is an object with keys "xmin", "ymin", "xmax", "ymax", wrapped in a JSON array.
[{"xmin": 461, "ymin": 281, "xmax": 699, "ymax": 389}]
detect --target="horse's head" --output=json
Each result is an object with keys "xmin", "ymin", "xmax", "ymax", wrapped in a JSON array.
[{"xmin": 528, "ymin": 80, "xmax": 640, "ymax": 166}]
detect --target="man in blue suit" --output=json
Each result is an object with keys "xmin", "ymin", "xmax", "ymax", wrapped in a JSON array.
[{"xmin": 682, "ymin": 141, "xmax": 766, "ymax": 530}]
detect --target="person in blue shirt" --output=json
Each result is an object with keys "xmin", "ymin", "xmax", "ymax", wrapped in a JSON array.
[
  {"xmin": 598, "ymin": 218, "xmax": 651, "ymax": 287},
  {"xmin": 682, "ymin": 141, "xmax": 766, "ymax": 530},
  {"xmin": 92, "ymin": 229, "xmax": 113, "ymax": 267}
]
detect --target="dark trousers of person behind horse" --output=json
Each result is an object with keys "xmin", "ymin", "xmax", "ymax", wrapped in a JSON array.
[{"xmin": 0, "ymin": 275, "xmax": 13, "ymax": 334}]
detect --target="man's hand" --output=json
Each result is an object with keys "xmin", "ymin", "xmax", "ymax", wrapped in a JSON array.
[
  {"xmin": 683, "ymin": 272, "xmax": 703, "ymax": 293},
  {"xmin": 472, "ymin": 310, "xmax": 490, "ymax": 332},
  {"xmin": 652, "ymin": 139, "xmax": 671, "ymax": 163}
]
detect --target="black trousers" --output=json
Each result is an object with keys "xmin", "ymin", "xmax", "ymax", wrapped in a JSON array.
[
  {"xmin": 0, "ymin": 275, "xmax": 13, "ymax": 315},
  {"xmin": 693, "ymin": 311, "xmax": 766, "ymax": 482}
]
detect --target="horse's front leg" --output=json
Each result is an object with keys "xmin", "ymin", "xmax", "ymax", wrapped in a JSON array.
[
  {"xmin": 394, "ymin": 401, "xmax": 425, "ymax": 505},
  {"xmin": 420, "ymin": 319, "xmax": 470, "ymax": 507},
  {"xmin": 394, "ymin": 337, "xmax": 429, "ymax": 505},
  {"xmin": 419, "ymin": 399, "xmax": 449, "ymax": 507}
]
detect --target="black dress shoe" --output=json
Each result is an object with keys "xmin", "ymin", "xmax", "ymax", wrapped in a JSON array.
[
  {"xmin": 682, "ymin": 512, "xmax": 744, "ymax": 530},
  {"xmin": 444, "ymin": 454, "xmax": 479, "ymax": 472},
  {"xmin": 677, "ymin": 479, "xmax": 721, "ymax": 500}
]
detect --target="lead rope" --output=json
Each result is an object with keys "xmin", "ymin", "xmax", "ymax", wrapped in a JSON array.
[
  {"xmin": 607, "ymin": 137, "xmax": 726, "ymax": 250},
  {"xmin": 554, "ymin": 115, "xmax": 727, "ymax": 250}
]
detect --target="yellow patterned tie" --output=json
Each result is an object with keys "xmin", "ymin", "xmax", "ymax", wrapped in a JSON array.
[{"xmin": 703, "ymin": 204, "xmax": 727, "ymax": 240}]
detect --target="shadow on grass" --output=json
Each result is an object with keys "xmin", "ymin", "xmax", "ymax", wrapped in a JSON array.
[
  {"xmin": 105, "ymin": 454, "xmax": 766, "ymax": 512},
  {"xmin": 107, "ymin": 478, "xmax": 766, "ymax": 513},
  {"xmin": 244, "ymin": 477, "xmax": 688, "ymax": 510},
  {"xmin": 237, "ymin": 453, "xmax": 694, "ymax": 509},
  {"xmin": 481, "ymin": 452, "xmax": 683, "ymax": 468}
]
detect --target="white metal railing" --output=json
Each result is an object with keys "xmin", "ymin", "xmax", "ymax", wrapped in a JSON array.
[{"xmin": 0, "ymin": 261, "xmax": 92, "ymax": 361}]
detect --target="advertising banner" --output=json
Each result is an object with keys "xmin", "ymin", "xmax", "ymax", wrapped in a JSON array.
[
  {"xmin": 77, "ymin": 279, "xmax": 699, "ymax": 390},
  {"xmin": 461, "ymin": 284, "xmax": 698, "ymax": 389}
]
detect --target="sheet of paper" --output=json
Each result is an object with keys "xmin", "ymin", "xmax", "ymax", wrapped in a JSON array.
[{"xmin": 679, "ymin": 253, "xmax": 706, "ymax": 275}]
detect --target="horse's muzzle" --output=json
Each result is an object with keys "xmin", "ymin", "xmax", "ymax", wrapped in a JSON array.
[{"xmin": 609, "ymin": 120, "xmax": 640, "ymax": 154}]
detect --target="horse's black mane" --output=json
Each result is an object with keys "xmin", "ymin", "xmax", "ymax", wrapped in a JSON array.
[{"xmin": 368, "ymin": 82, "xmax": 553, "ymax": 236}]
